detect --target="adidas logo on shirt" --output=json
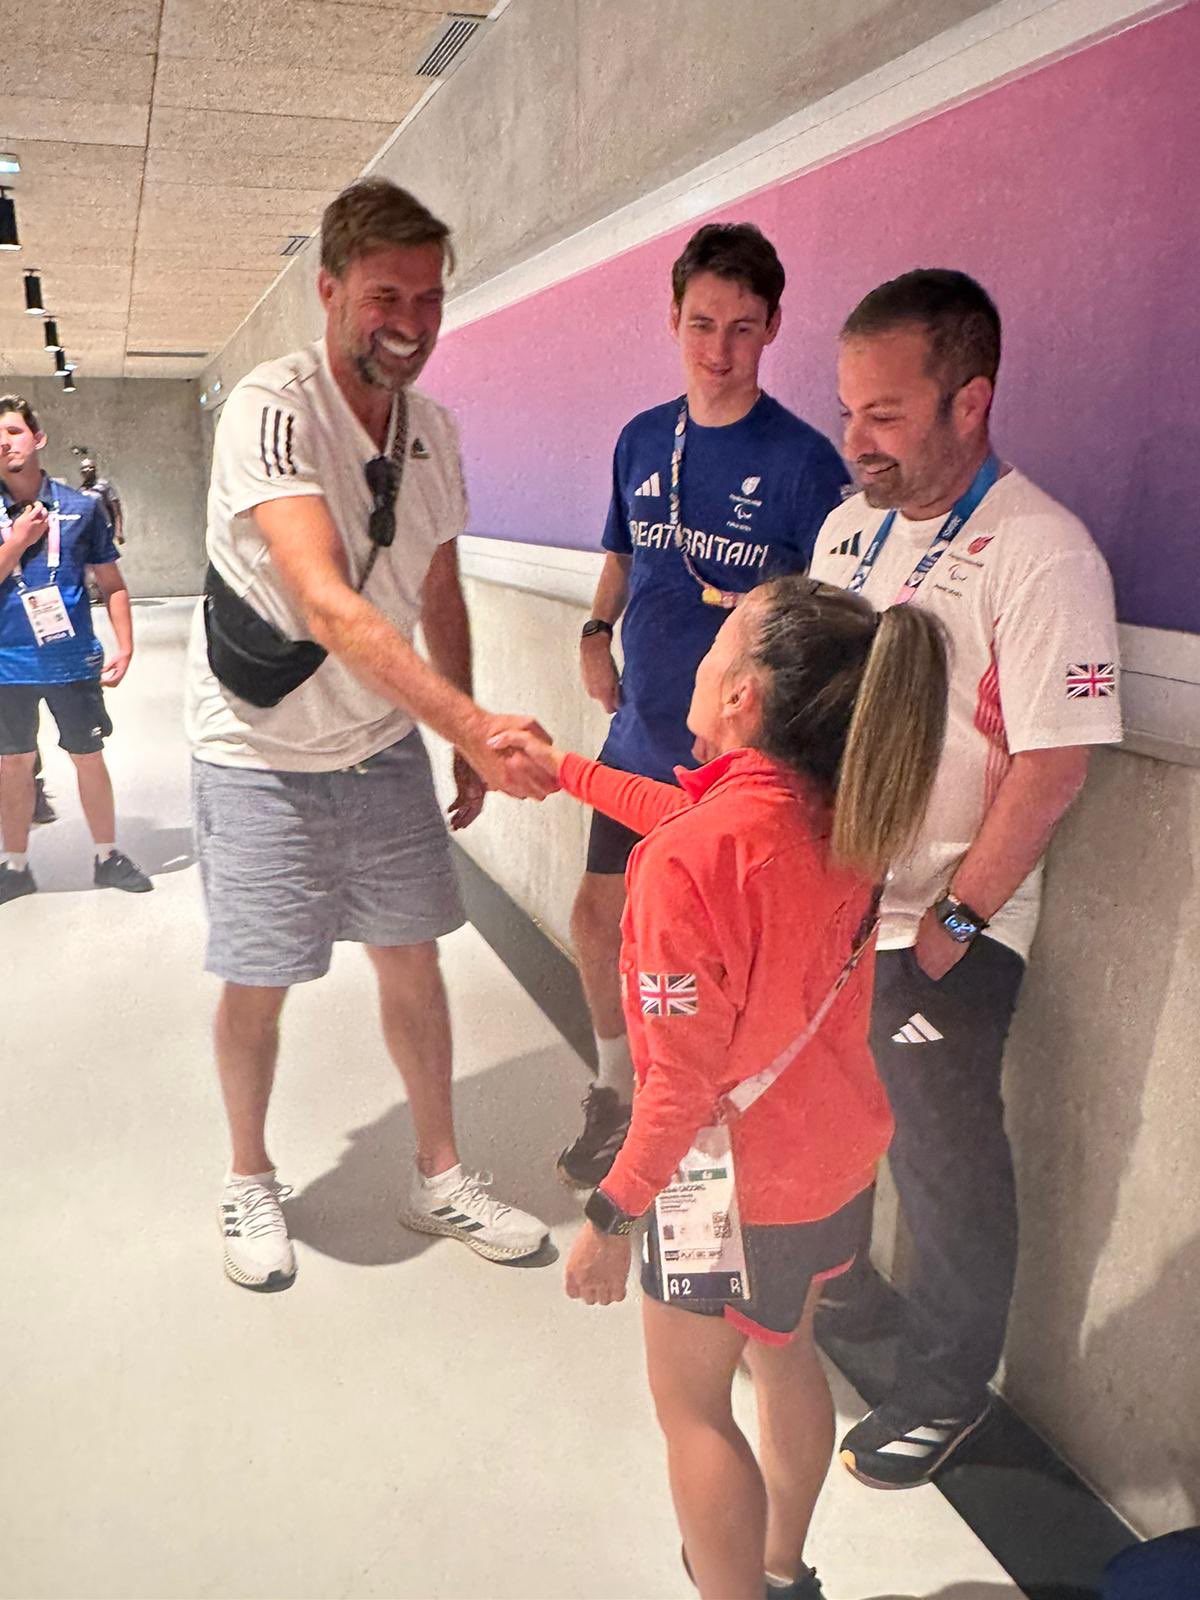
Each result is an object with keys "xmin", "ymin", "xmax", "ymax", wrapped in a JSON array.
[
  {"xmin": 635, "ymin": 473, "xmax": 662, "ymax": 497},
  {"xmin": 830, "ymin": 531, "xmax": 862, "ymax": 558},
  {"xmin": 891, "ymin": 1012, "xmax": 944, "ymax": 1045}
]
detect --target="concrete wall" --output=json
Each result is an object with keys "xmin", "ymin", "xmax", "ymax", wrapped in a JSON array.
[
  {"xmin": 3, "ymin": 376, "xmax": 207, "ymax": 597},
  {"xmin": 203, "ymin": 0, "xmax": 1000, "ymax": 393}
]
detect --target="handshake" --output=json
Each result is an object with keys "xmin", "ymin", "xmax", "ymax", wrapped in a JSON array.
[{"xmin": 446, "ymin": 714, "xmax": 567, "ymax": 832}]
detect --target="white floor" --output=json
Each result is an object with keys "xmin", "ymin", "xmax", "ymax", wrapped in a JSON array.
[{"xmin": 0, "ymin": 602, "xmax": 1023, "ymax": 1600}]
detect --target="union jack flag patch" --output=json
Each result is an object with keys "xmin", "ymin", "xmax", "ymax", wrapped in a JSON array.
[
  {"xmin": 639, "ymin": 972, "xmax": 699, "ymax": 1017},
  {"xmin": 1065, "ymin": 663, "xmax": 1117, "ymax": 698}
]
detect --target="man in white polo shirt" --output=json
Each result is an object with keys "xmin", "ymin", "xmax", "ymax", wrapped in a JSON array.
[
  {"xmin": 810, "ymin": 269, "xmax": 1121, "ymax": 1487},
  {"xmin": 187, "ymin": 178, "xmax": 554, "ymax": 1292}
]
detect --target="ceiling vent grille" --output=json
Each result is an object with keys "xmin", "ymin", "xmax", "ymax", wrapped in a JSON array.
[
  {"xmin": 128, "ymin": 349, "xmax": 208, "ymax": 358},
  {"xmin": 280, "ymin": 234, "xmax": 310, "ymax": 256},
  {"xmin": 416, "ymin": 14, "xmax": 482, "ymax": 77}
]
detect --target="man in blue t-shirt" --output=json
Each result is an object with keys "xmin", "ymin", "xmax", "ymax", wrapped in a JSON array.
[
  {"xmin": 0, "ymin": 395, "xmax": 151, "ymax": 904},
  {"xmin": 558, "ymin": 223, "xmax": 850, "ymax": 1187}
]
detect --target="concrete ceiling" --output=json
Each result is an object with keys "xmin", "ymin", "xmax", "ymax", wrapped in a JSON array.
[{"xmin": 0, "ymin": 0, "xmax": 490, "ymax": 383}]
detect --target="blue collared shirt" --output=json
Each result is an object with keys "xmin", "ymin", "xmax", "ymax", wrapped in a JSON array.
[{"xmin": 0, "ymin": 475, "xmax": 119, "ymax": 684}]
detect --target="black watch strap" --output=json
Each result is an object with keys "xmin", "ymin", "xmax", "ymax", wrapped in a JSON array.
[
  {"xmin": 584, "ymin": 1187, "xmax": 636, "ymax": 1236},
  {"xmin": 933, "ymin": 894, "xmax": 989, "ymax": 944},
  {"xmin": 581, "ymin": 618, "xmax": 614, "ymax": 639}
]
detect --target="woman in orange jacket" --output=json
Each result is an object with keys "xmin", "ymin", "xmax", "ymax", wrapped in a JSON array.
[{"xmin": 494, "ymin": 577, "xmax": 948, "ymax": 1600}]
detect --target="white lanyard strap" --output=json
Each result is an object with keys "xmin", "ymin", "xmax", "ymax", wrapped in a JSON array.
[
  {"xmin": 719, "ymin": 884, "xmax": 883, "ymax": 1122},
  {"xmin": 0, "ymin": 495, "xmax": 61, "ymax": 590}
]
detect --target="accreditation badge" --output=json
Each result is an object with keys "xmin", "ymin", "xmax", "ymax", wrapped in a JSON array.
[
  {"xmin": 20, "ymin": 584, "xmax": 75, "ymax": 646},
  {"xmin": 654, "ymin": 1121, "xmax": 749, "ymax": 1302}
]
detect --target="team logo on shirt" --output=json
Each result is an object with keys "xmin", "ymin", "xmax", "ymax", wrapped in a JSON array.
[
  {"xmin": 411, "ymin": 436, "xmax": 430, "ymax": 460},
  {"xmin": 639, "ymin": 972, "xmax": 699, "ymax": 1017},
  {"xmin": 968, "ymin": 535, "xmax": 994, "ymax": 556},
  {"xmin": 1065, "ymin": 663, "xmax": 1117, "ymax": 698},
  {"xmin": 741, "ymin": 476, "xmax": 761, "ymax": 496},
  {"xmin": 634, "ymin": 473, "xmax": 662, "ymax": 497}
]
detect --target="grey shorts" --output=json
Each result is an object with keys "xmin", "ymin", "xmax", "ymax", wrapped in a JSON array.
[{"xmin": 193, "ymin": 732, "xmax": 465, "ymax": 987}]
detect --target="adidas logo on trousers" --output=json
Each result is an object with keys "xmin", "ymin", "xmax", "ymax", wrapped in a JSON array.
[{"xmin": 892, "ymin": 1012, "xmax": 944, "ymax": 1045}]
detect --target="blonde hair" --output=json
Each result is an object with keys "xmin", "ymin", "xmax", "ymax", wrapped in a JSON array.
[{"xmin": 747, "ymin": 579, "xmax": 949, "ymax": 879}]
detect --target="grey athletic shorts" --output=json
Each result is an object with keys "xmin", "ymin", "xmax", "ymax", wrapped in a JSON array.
[{"xmin": 193, "ymin": 732, "xmax": 465, "ymax": 987}]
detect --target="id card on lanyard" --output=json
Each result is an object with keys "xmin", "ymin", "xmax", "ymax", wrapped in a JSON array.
[
  {"xmin": 654, "ymin": 1122, "xmax": 749, "ymax": 1302},
  {"xmin": 846, "ymin": 454, "xmax": 999, "ymax": 605},
  {"xmin": 0, "ymin": 498, "xmax": 76, "ymax": 646}
]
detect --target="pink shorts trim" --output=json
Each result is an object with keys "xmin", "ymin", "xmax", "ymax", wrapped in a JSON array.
[
  {"xmin": 723, "ymin": 1304, "xmax": 796, "ymax": 1346},
  {"xmin": 721, "ymin": 1253, "xmax": 858, "ymax": 1346},
  {"xmin": 813, "ymin": 1255, "xmax": 856, "ymax": 1284}
]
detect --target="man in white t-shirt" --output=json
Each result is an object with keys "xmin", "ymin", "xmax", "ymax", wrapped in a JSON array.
[
  {"xmin": 186, "ymin": 178, "xmax": 555, "ymax": 1292},
  {"xmin": 809, "ymin": 269, "xmax": 1121, "ymax": 1488}
]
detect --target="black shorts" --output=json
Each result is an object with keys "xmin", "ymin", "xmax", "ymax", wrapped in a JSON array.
[
  {"xmin": 0, "ymin": 680, "xmax": 112, "ymax": 756},
  {"xmin": 642, "ymin": 1185, "xmax": 874, "ymax": 1346},
  {"xmin": 585, "ymin": 805, "xmax": 643, "ymax": 875}
]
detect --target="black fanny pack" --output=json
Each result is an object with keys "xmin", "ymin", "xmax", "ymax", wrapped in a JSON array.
[
  {"xmin": 204, "ymin": 392, "xmax": 408, "ymax": 710},
  {"xmin": 203, "ymin": 562, "xmax": 328, "ymax": 709}
]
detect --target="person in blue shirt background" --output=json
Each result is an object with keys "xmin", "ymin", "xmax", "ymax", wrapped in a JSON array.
[
  {"xmin": 559, "ymin": 223, "xmax": 850, "ymax": 1189},
  {"xmin": 0, "ymin": 395, "xmax": 151, "ymax": 905}
]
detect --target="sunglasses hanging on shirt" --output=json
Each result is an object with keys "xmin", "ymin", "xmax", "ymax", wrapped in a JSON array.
[{"xmin": 357, "ymin": 391, "xmax": 409, "ymax": 590}]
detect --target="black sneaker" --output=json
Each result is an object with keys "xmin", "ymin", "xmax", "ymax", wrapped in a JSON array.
[
  {"xmin": 765, "ymin": 1571, "xmax": 825, "ymax": 1600},
  {"xmin": 0, "ymin": 863, "xmax": 37, "ymax": 905},
  {"xmin": 839, "ymin": 1399, "xmax": 991, "ymax": 1489},
  {"xmin": 94, "ymin": 850, "xmax": 153, "ymax": 893},
  {"xmin": 556, "ymin": 1086, "xmax": 631, "ymax": 1189},
  {"xmin": 684, "ymin": 1544, "xmax": 825, "ymax": 1599},
  {"xmin": 32, "ymin": 781, "xmax": 57, "ymax": 825}
]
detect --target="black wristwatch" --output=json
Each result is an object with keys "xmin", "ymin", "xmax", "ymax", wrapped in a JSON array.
[
  {"xmin": 933, "ymin": 893, "xmax": 989, "ymax": 945},
  {"xmin": 581, "ymin": 618, "xmax": 614, "ymax": 640},
  {"xmin": 584, "ymin": 1187, "xmax": 636, "ymax": 1236}
]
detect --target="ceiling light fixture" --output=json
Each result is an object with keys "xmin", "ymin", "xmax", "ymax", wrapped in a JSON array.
[
  {"xmin": 54, "ymin": 349, "xmax": 67, "ymax": 373},
  {"xmin": 43, "ymin": 318, "xmax": 61, "ymax": 352},
  {"xmin": 24, "ymin": 270, "xmax": 45, "ymax": 313},
  {"xmin": 0, "ymin": 188, "xmax": 19, "ymax": 250},
  {"xmin": 0, "ymin": 153, "xmax": 20, "ymax": 174},
  {"xmin": 61, "ymin": 372, "xmax": 77, "ymax": 393}
]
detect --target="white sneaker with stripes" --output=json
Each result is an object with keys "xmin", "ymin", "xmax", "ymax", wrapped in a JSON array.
[
  {"xmin": 400, "ymin": 1165, "xmax": 548, "ymax": 1263},
  {"xmin": 220, "ymin": 1171, "xmax": 296, "ymax": 1292}
]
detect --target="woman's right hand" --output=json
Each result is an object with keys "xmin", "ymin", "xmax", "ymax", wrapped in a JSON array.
[{"xmin": 486, "ymin": 725, "xmax": 566, "ymax": 781}]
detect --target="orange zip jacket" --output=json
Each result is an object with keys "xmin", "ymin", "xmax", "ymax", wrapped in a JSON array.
[{"xmin": 560, "ymin": 748, "xmax": 894, "ymax": 1226}]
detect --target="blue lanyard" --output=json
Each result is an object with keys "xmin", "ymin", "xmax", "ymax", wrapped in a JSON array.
[
  {"xmin": 668, "ymin": 399, "xmax": 742, "ymax": 610},
  {"xmin": 847, "ymin": 454, "xmax": 999, "ymax": 600}
]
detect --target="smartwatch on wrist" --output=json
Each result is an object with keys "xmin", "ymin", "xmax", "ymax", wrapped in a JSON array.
[
  {"xmin": 584, "ymin": 1187, "xmax": 636, "ymax": 1236},
  {"xmin": 933, "ymin": 893, "xmax": 989, "ymax": 945},
  {"xmin": 581, "ymin": 618, "xmax": 614, "ymax": 641}
]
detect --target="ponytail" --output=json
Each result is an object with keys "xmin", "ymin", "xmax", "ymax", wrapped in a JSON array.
[{"xmin": 831, "ymin": 604, "xmax": 948, "ymax": 878}]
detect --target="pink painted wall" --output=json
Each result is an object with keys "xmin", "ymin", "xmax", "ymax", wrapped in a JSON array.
[{"xmin": 427, "ymin": 5, "xmax": 1200, "ymax": 634}]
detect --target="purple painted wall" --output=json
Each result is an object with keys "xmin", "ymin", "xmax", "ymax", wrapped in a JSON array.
[{"xmin": 427, "ymin": 6, "xmax": 1200, "ymax": 634}]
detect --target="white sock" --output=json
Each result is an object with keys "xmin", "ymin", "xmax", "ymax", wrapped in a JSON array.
[
  {"xmin": 4, "ymin": 852, "xmax": 29, "ymax": 872},
  {"xmin": 595, "ymin": 1033, "xmax": 634, "ymax": 1100},
  {"xmin": 95, "ymin": 842, "xmax": 116, "ymax": 861},
  {"xmin": 420, "ymin": 1161, "xmax": 462, "ymax": 1191}
]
